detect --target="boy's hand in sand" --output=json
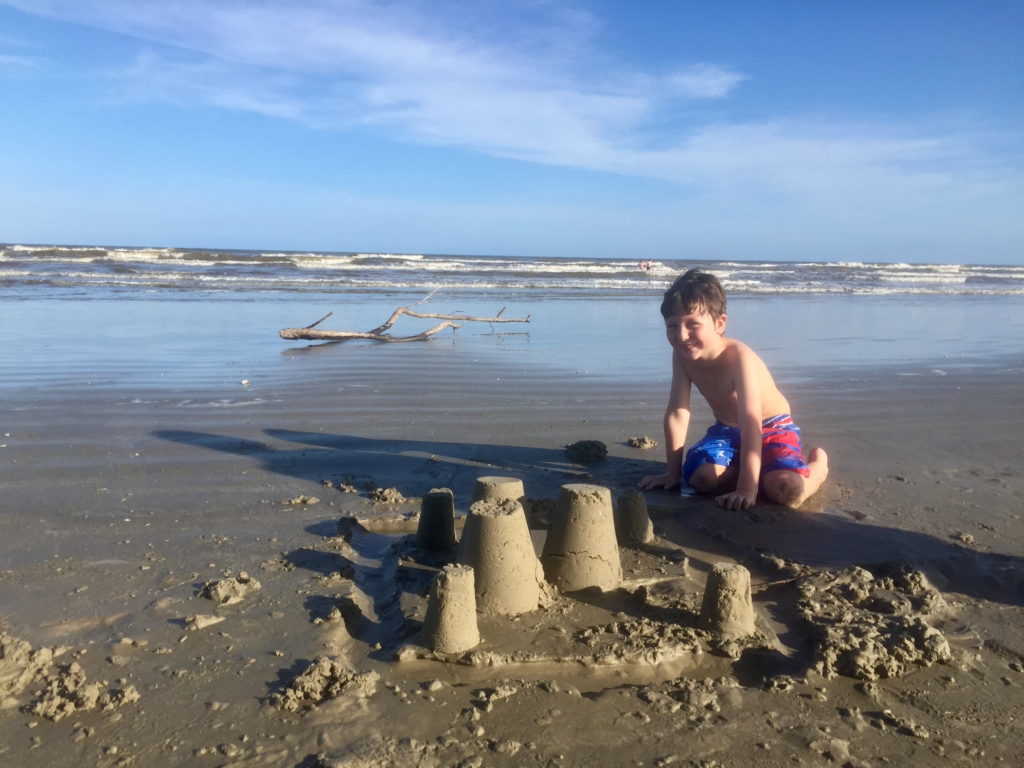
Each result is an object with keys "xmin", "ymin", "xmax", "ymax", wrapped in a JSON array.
[
  {"xmin": 637, "ymin": 473, "xmax": 680, "ymax": 490},
  {"xmin": 715, "ymin": 489, "xmax": 756, "ymax": 510}
]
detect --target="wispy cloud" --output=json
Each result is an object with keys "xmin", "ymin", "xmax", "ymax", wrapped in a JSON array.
[
  {"xmin": 0, "ymin": 52, "xmax": 47, "ymax": 68},
  {"xmin": 4, "ymin": 0, "xmax": 1021, "ymax": 211}
]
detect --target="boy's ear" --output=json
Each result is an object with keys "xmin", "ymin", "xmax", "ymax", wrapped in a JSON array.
[{"xmin": 715, "ymin": 313, "xmax": 727, "ymax": 334}]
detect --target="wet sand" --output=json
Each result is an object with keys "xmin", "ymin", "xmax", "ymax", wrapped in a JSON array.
[{"xmin": 2, "ymin": 350, "xmax": 1024, "ymax": 766}]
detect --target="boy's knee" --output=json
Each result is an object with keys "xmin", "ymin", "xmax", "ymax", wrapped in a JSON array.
[
  {"xmin": 687, "ymin": 464, "xmax": 722, "ymax": 494},
  {"xmin": 763, "ymin": 471, "xmax": 804, "ymax": 507}
]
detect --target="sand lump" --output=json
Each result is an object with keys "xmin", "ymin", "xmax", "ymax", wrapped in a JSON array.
[
  {"xmin": 1, "ymin": 632, "xmax": 60, "ymax": 709},
  {"xmin": 28, "ymin": 662, "xmax": 140, "ymax": 721},
  {"xmin": 699, "ymin": 563, "xmax": 756, "ymax": 641},
  {"xmin": 200, "ymin": 571, "xmax": 262, "ymax": 604},
  {"xmin": 416, "ymin": 488, "xmax": 457, "ymax": 550},
  {"xmin": 286, "ymin": 494, "xmax": 319, "ymax": 505},
  {"xmin": 370, "ymin": 487, "xmax": 406, "ymax": 504},
  {"xmin": 421, "ymin": 564, "xmax": 480, "ymax": 654},
  {"xmin": 564, "ymin": 440, "xmax": 607, "ymax": 463},
  {"xmin": 271, "ymin": 656, "xmax": 380, "ymax": 712},
  {"xmin": 615, "ymin": 491, "xmax": 654, "ymax": 545},
  {"xmin": 797, "ymin": 564, "xmax": 952, "ymax": 680},
  {"xmin": 574, "ymin": 619, "xmax": 703, "ymax": 665},
  {"xmin": 627, "ymin": 436, "xmax": 658, "ymax": 450}
]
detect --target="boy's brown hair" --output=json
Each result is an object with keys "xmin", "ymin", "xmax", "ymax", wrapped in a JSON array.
[{"xmin": 660, "ymin": 268, "xmax": 727, "ymax": 319}]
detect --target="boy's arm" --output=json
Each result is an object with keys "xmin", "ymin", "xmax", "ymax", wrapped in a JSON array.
[
  {"xmin": 638, "ymin": 351, "xmax": 691, "ymax": 490},
  {"xmin": 716, "ymin": 349, "xmax": 762, "ymax": 510}
]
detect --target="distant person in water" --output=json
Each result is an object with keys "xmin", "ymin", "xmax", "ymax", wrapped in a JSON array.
[{"xmin": 638, "ymin": 269, "xmax": 828, "ymax": 510}]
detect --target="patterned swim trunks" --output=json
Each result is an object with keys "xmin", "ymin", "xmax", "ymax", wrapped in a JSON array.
[{"xmin": 681, "ymin": 413, "xmax": 810, "ymax": 486}]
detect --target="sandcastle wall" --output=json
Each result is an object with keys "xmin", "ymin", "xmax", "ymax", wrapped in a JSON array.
[
  {"xmin": 698, "ymin": 563, "xmax": 756, "ymax": 640},
  {"xmin": 615, "ymin": 491, "xmax": 654, "ymax": 545},
  {"xmin": 416, "ymin": 488, "xmax": 457, "ymax": 550},
  {"xmin": 457, "ymin": 498, "xmax": 541, "ymax": 615},
  {"xmin": 541, "ymin": 484, "xmax": 622, "ymax": 592},
  {"xmin": 421, "ymin": 564, "xmax": 480, "ymax": 654}
]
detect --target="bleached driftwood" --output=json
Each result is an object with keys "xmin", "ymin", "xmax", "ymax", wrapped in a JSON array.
[{"xmin": 279, "ymin": 306, "xmax": 530, "ymax": 343}]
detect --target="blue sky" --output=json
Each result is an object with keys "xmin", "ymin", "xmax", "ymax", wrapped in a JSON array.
[{"xmin": 1, "ymin": 1, "xmax": 1021, "ymax": 263}]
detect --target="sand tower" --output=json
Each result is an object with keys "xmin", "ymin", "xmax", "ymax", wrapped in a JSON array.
[
  {"xmin": 698, "ymin": 563, "xmax": 756, "ymax": 640},
  {"xmin": 615, "ymin": 491, "xmax": 654, "ymax": 545},
  {"xmin": 541, "ymin": 484, "xmax": 623, "ymax": 592},
  {"xmin": 421, "ymin": 564, "xmax": 480, "ymax": 654},
  {"xmin": 457, "ymin": 498, "xmax": 541, "ymax": 615},
  {"xmin": 416, "ymin": 488, "xmax": 457, "ymax": 550},
  {"xmin": 469, "ymin": 476, "xmax": 525, "ymax": 505}
]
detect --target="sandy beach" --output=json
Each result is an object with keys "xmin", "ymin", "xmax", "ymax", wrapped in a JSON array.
[{"xmin": 2, "ymin": 293, "xmax": 1024, "ymax": 768}]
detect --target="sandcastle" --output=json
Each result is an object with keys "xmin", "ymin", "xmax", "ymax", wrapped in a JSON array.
[
  {"xmin": 421, "ymin": 564, "xmax": 480, "ymax": 654},
  {"xmin": 615, "ymin": 491, "xmax": 654, "ymax": 545},
  {"xmin": 698, "ymin": 563, "xmax": 756, "ymax": 640},
  {"xmin": 469, "ymin": 476, "xmax": 525, "ymax": 505},
  {"xmin": 416, "ymin": 488, "xmax": 457, "ymax": 550},
  {"xmin": 457, "ymin": 497, "xmax": 542, "ymax": 615},
  {"xmin": 541, "ymin": 484, "xmax": 622, "ymax": 592}
]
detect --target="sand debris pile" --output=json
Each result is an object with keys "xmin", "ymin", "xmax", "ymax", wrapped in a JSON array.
[
  {"xmin": 421, "ymin": 564, "xmax": 480, "ymax": 654},
  {"xmin": 323, "ymin": 478, "xmax": 358, "ymax": 493},
  {"xmin": 574, "ymin": 618, "xmax": 703, "ymax": 665},
  {"xmin": 564, "ymin": 440, "xmax": 607, "ymax": 463},
  {"xmin": 627, "ymin": 436, "xmax": 658, "ymax": 450},
  {"xmin": 615, "ymin": 491, "xmax": 654, "ymax": 545},
  {"xmin": 28, "ymin": 662, "xmax": 139, "ymax": 722},
  {"xmin": 458, "ymin": 498, "xmax": 545, "ymax": 615},
  {"xmin": 370, "ymin": 487, "xmax": 405, "ymax": 504},
  {"xmin": 271, "ymin": 656, "xmax": 380, "ymax": 712},
  {"xmin": 200, "ymin": 572, "xmax": 262, "ymax": 605},
  {"xmin": 542, "ymin": 484, "xmax": 622, "ymax": 592},
  {"xmin": 797, "ymin": 565, "xmax": 953, "ymax": 680},
  {"xmin": 469, "ymin": 476, "xmax": 524, "ymax": 505},
  {"xmin": 1, "ymin": 632, "xmax": 63, "ymax": 710},
  {"xmin": 285, "ymin": 494, "xmax": 319, "ymax": 505},
  {"xmin": 416, "ymin": 488, "xmax": 457, "ymax": 550},
  {"xmin": 638, "ymin": 677, "xmax": 725, "ymax": 719}
]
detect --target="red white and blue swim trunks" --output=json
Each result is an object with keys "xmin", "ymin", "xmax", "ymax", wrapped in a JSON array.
[{"xmin": 681, "ymin": 413, "xmax": 810, "ymax": 487}]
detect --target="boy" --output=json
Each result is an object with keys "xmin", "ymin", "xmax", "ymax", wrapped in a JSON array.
[{"xmin": 638, "ymin": 269, "xmax": 828, "ymax": 510}]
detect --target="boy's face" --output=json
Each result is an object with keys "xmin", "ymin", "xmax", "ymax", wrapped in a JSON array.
[{"xmin": 665, "ymin": 306, "xmax": 727, "ymax": 360}]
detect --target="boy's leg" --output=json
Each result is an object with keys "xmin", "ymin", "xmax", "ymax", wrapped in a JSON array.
[
  {"xmin": 687, "ymin": 461, "xmax": 738, "ymax": 494},
  {"xmin": 762, "ymin": 448, "xmax": 829, "ymax": 508}
]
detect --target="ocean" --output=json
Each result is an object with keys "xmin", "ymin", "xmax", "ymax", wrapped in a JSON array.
[
  {"xmin": 3, "ymin": 244, "xmax": 1024, "ymax": 298},
  {"xmin": 2, "ymin": 244, "xmax": 1023, "ymax": 394}
]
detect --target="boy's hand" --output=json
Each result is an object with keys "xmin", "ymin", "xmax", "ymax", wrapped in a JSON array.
[
  {"xmin": 715, "ymin": 489, "xmax": 756, "ymax": 510},
  {"xmin": 637, "ymin": 473, "xmax": 680, "ymax": 490}
]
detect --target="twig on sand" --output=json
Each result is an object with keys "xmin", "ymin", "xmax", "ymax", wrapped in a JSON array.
[{"xmin": 280, "ymin": 305, "xmax": 530, "ymax": 343}]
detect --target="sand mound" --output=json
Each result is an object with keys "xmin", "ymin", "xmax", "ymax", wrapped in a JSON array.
[
  {"xmin": 798, "ymin": 565, "xmax": 952, "ymax": 680},
  {"xmin": 421, "ymin": 564, "xmax": 480, "ymax": 654},
  {"xmin": 458, "ymin": 498, "xmax": 544, "ymax": 615},
  {"xmin": 0, "ymin": 632, "xmax": 63, "ymax": 710},
  {"xmin": 615, "ymin": 491, "xmax": 654, "ymax": 545},
  {"xmin": 564, "ymin": 440, "xmax": 607, "ymax": 463},
  {"xmin": 200, "ymin": 572, "xmax": 262, "ymax": 605},
  {"xmin": 541, "ymin": 484, "xmax": 622, "ymax": 592},
  {"xmin": 699, "ymin": 563, "xmax": 756, "ymax": 641},
  {"xmin": 370, "ymin": 487, "xmax": 405, "ymax": 504},
  {"xmin": 271, "ymin": 656, "xmax": 380, "ymax": 712},
  {"xmin": 627, "ymin": 436, "xmax": 658, "ymax": 450}
]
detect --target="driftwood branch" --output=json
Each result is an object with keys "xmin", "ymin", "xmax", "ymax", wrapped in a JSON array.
[{"xmin": 280, "ymin": 306, "xmax": 529, "ymax": 343}]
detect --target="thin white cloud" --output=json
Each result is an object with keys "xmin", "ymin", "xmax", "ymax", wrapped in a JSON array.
[
  {"xmin": 3, "ymin": 0, "xmax": 1021, "ymax": 216},
  {"xmin": 0, "ymin": 52, "xmax": 47, "ymax": 68}
]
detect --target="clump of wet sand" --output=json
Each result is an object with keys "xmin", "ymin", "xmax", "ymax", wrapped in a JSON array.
[
  {"xmin": 271, "ymin": 657, "xmax": 379, "ymax": 712},
  {"xmin": 370, "ymin": 487, "xmax": 406, "ymax": 504},
  {"xmin": 564, "ymin": 440, "xmax": 607, "ymax": 462},
  {"xmin": 627, "ymin": 436, "xmax": 658, "ymax": 450},
  {"xmin": 200, "ymin": 571, "xmax": 262, "ymax": 605}
]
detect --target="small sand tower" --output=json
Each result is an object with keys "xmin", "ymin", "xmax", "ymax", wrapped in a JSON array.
[
  {"xmin": 615, "ymin": 491, "xmax": 654, "ymax": 545},
  {"xmin": 458, "ymin": 498, "xmax": 541, "ymax": 615},
  {"xmin": 421, "ymin": 564, "xmax": 480, "ymax": 654},
  {"xmin": 416, "ymin": 488, "xmax": 457, "ymax": 550},
  {"xmin": 698, "ymin": 563, "xmax": 756, "ymax": 640},
  {"xmin": 541, "ymin": 484, "xmax": 623, "ymax": 592},
  {"xmin": 469, "ymin": 476, "xmax": 525, "ymax": 505}
]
